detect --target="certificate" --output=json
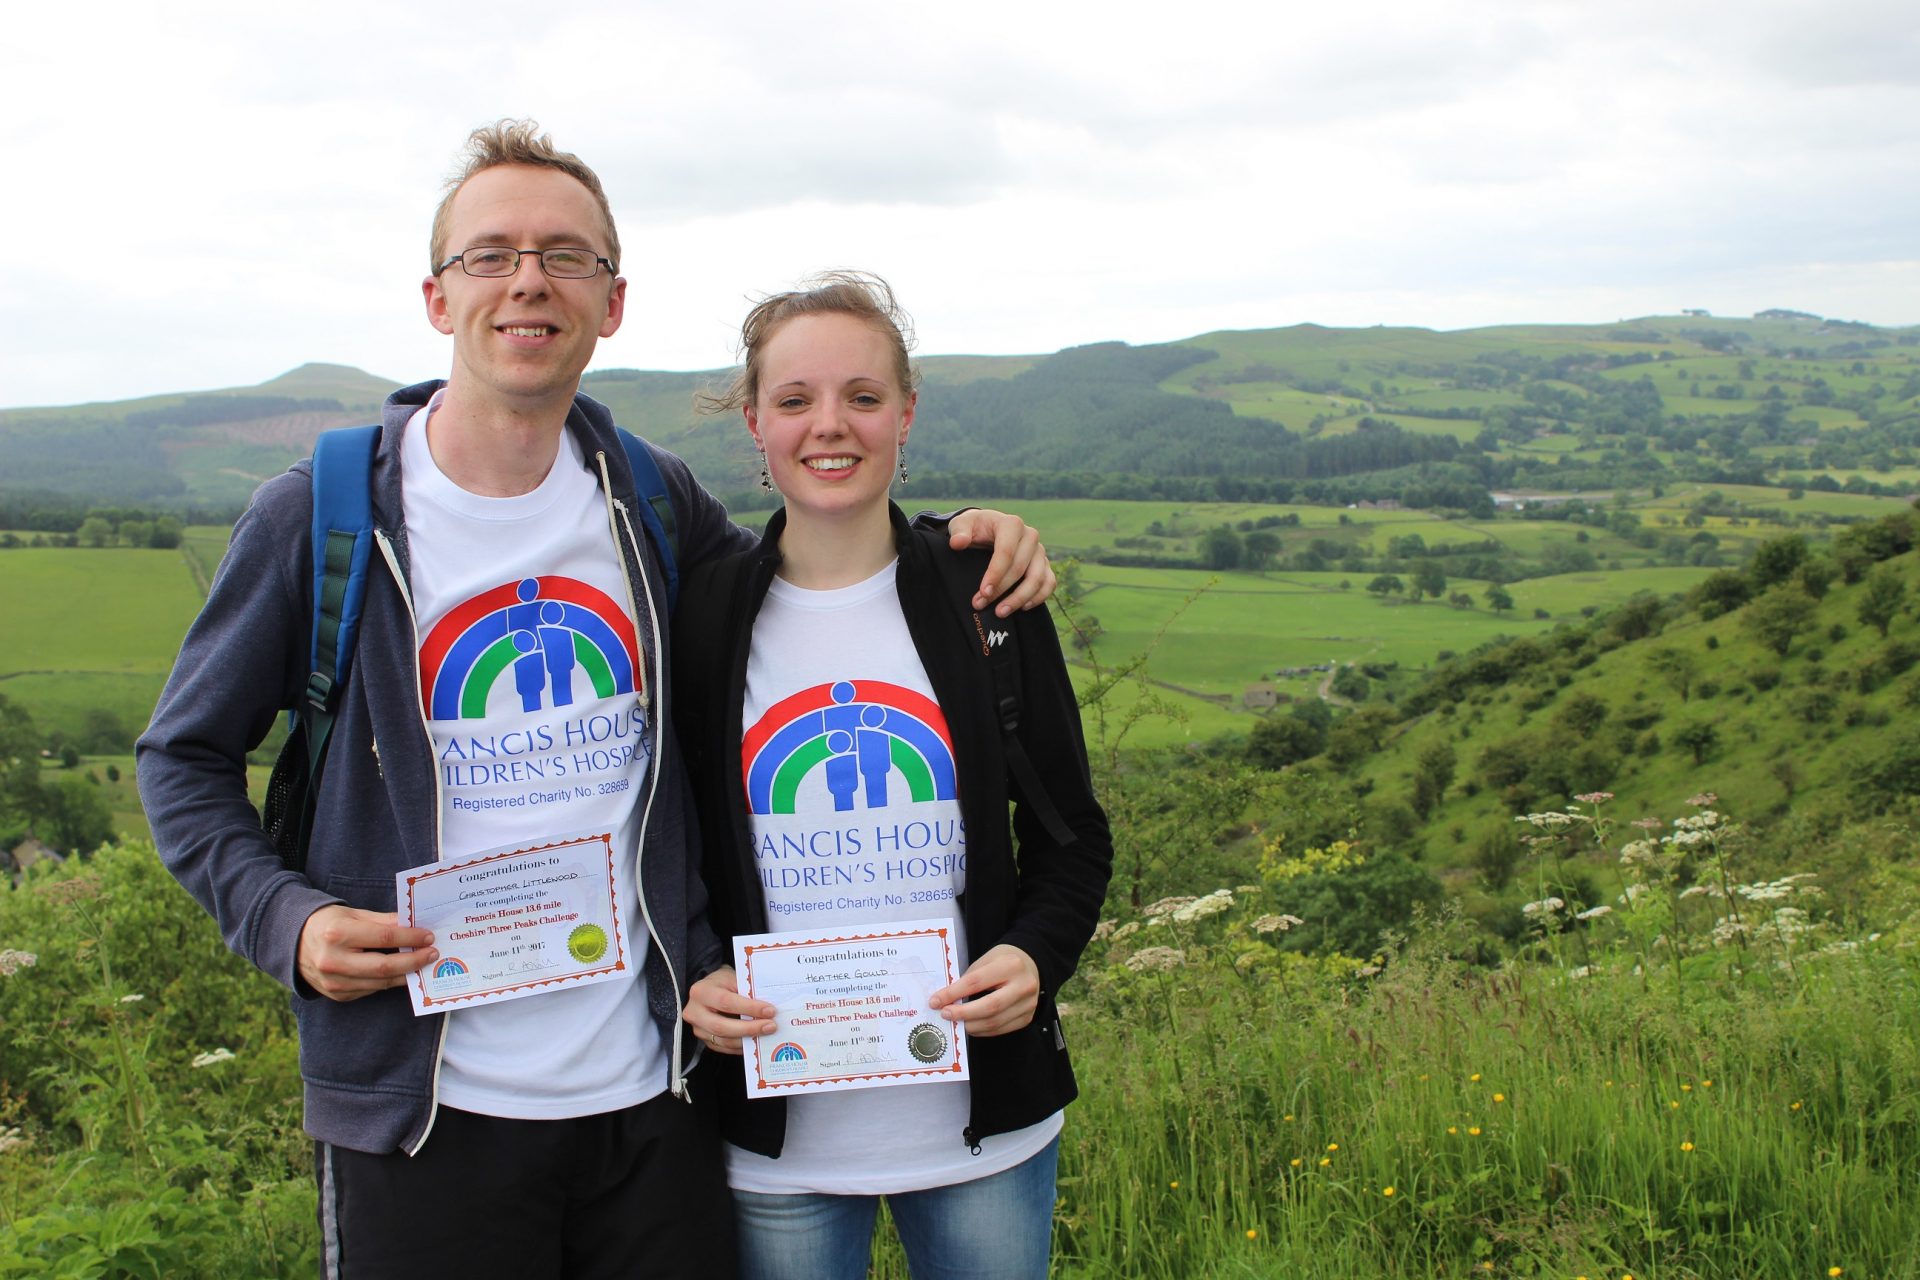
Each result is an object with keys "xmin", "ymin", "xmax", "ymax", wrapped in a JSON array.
[
  {"xmin": 733, "ymin": 918, "xmax": 968, "ymax": 1097},
  {"xmin": 396, "ymin": 830, "xmax": 629, "ymax": 1016}
]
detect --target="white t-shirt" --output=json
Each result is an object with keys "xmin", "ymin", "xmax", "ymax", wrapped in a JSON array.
[
  {"xmin": 724, "ymin": 561, "xmax": 1060, "ymax": 1195},
  {"xmin": 402, "ymin": 392, "xmax": 666, "ymax": 1118}
]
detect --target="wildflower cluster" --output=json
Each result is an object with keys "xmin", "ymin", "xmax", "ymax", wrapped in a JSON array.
[
  {"xmin": 1518, "ymin": 791, "xmax": 1853, "ymax": 982},
  {"xmin": 1125, "ymin": 946, "xmax": 1187, "ymax": 974},
  {"xmin": 1169, "ymin": 889, "xmax": 1234, "ymax": 923}
]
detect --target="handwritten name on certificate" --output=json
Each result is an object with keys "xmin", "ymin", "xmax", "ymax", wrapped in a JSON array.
[
  {"xmin": 396, "ymin": 831, "xmax": 629, "ymax": 1016},
  {"xmin": 733, "ymin": 918, "xmax": 968, "ymax": 1098}
]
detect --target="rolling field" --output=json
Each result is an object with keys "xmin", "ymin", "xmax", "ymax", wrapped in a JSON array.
[
  {"xmin": 0, "ymin": 508, "xmax": 1729, "ymax": 758},
  {"xmin": 1061, "ymin": 561, "xmax": 1718, "ymax": 748},
  {"xmin": 0, "ymin": 545, "xmax": 206, "ymax": 733}
]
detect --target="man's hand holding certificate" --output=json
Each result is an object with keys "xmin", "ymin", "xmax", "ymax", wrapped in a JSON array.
[
  {"xmin": 730, "ymin": 918, "xmax": 969, "ymax": 1097},
  {"xmin": 394, "ymin": 830, "xmax": 630, "ymax": 1016}
]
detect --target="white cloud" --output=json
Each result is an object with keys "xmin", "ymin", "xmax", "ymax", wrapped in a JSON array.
[{"xmin": 1, "ymin": 0, "xmax": 1913, "ymax": 407}]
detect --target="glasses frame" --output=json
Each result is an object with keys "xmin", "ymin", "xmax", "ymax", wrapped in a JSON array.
[{"xmin": 436, "ymin": 246, "xmax": 617, "ymax": 280}]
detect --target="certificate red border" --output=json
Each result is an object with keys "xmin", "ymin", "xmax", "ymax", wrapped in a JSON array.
[
  {"xmin": 402, "ymin": 832, "xmax": 627, "ymax": 1009},
  {"xmin": 739, "ymin": 923, "xmax": 966, "ymax": 1092}
]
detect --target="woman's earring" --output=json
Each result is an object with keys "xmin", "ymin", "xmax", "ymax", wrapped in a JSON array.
[
  {"xmin": 897, "ymin": 445, "xmax": 909, "ymax": 486},
  {"xmin": 758, "ymin": 452, "xmax": 772, "ymax": 493}
]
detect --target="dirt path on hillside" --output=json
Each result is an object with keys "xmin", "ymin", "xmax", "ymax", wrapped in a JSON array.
[{"xmin": 1318, "ymin": 665, "xmax": 1354, "ymax": 708}]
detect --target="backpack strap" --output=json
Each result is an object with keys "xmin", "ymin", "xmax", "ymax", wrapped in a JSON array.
[
  {"xmin": 307, "ymin": 425, "xmax": 380, "ymax": 713},
  {"xmin": 916, "ymin": 531, "xmax": 1079, "ymax": 848},
  {"xmin": 273, "ymin": 424, "xmax": 378, "ymax": 873},
  {"xmin": 617, "ymin": 430, "xmax": 680, "ymax": 612}
]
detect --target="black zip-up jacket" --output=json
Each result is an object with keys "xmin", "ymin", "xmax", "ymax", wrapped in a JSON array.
[
  {"xmin": 138, "ymin": 381, "xmax": 753, "ymax": 1155},
  {"xmin": 672, "ymin": 504, "xmax": 1113, "ymax": 1158}
]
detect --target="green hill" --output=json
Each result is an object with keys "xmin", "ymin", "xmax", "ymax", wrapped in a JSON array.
[
  {"xmin": 1235, "ymin": 508, "xmax": 1920, "ymax": 925},
  {"xmin": 6, "ymin": 311, "xmax": 1916, "ymax": 515}
]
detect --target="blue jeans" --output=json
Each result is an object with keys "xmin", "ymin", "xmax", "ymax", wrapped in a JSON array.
[{"xmin": 732, "ymin": 1136, "xmax": 1059, "ymax": 1280}]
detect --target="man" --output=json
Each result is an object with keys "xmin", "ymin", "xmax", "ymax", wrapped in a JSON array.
[{"xmin": 137, "ymin": 120, "xmax": 1051, "ymax": 1279}]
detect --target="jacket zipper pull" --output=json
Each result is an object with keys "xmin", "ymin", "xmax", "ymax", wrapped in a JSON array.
[{"xmin": 963, "ymin": 1125, "xmax": 982, "ymax": 1156}]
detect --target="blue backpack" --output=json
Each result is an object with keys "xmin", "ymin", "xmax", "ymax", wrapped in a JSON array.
[{"xmin": 262, "ymin": 424, "xmax": 679, "ymax": 871}]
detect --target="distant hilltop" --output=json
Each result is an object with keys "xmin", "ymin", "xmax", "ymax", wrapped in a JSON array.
[{"xmin": 1, "ymin": 311, "xmax": 1914, "ymax": 514}]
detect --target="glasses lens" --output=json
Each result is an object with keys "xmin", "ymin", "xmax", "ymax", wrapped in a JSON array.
[
  {"xmin": 541, "ymin": 249, "xmax": 597, "ymax": 278},
  {"xmin": 462, "ymin": 247, "xmax": 518, "ymax": 277}
]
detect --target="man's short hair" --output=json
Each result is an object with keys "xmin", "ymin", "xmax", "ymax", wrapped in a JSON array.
[{"xmin": 430, "ymin": 119, "xmax": 621, "ymax": 273}]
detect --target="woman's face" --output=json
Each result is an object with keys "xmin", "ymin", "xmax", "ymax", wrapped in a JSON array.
[{"xmin": 746, "ymin": 312, "xmax": 915, "ymax": 520}]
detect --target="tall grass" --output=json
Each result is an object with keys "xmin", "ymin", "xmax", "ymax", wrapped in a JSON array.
[
  {"xmin": 1042, "ymin": 910, "xmax": 1919, "ymax": 1278},
  {"xmin": 7, "ymin": 818, "xmax": 1917, "ymax": 1278}
]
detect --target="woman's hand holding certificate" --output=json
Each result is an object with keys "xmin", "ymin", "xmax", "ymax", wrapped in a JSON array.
[
  {"xmin": 725, "ymin": 918, "xmax": 971, "ymax": 1097},
  {"xmin": 927, "ymin": 943, "xmax": 1042, "ymax": 1036}
]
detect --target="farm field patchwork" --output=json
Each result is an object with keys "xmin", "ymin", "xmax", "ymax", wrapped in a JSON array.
[{"xmin": 1053, "ymin": 557, "xmax": 1722, "ymax": 749}]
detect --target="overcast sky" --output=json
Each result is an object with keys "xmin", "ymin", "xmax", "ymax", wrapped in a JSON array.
[{"xmin": 3, "ymin": 0, "xmax": 1915, "ymax": 409}]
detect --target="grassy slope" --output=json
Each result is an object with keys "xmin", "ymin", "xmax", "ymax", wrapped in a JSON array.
[{"xmin": 1340, "ymin": 549, "xmax": 1920, "ymax": 885}]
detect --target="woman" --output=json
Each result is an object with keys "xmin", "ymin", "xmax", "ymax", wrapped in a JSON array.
[{"xmin": 673, "ymin": 272, "xmax": 1112, "ymax": 1279}]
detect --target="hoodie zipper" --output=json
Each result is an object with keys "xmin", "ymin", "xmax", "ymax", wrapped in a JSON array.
[
  {"xmin": 375, "ymin": 529, "xmax": 452, "ymax": 1158},
  {"xmin": 595, "ymin": 450, "xmax": 690, "ymax": 1101}
]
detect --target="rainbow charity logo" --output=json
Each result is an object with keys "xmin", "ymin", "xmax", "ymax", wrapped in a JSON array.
[
  {"xmin": 419, "ymin": 577, "xmax": 641, "ymax": 722},
  {"xmin": 742, "ymin": 680, "xmax": 957, "ymax": 816}
]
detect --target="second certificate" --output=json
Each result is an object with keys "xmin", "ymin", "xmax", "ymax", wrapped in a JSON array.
[{"xmin": 733, "ymin": 917, "xmax": 969, "ymax": 1098}]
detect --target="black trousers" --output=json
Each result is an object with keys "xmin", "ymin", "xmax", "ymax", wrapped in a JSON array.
[{"xmin": 316, "ymin": 1094, "xmax": 735, "ymax": 1280}]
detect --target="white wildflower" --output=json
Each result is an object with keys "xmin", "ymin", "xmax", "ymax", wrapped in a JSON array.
[
  {"xmin": 1091, "ymin": 920, "xmax": 1116, "ymax": 943},
  {"xmin": 1736, "ymin": 874, "xmax": 1823, "ymax": 903},
  {"xmin": 1125, "ymin": 946, "xmax": 1187, "ymax": 973},
  {"xmin": 1172, "ymin": 889, "xmax": 1234, "ymax": 923},
  {"xmin": 1521, "ymin": 896, "xmax": 1566, "ymax": 919},
  {"xmin": 1111, "ymin": 922, "xmax": 1141, "ymax": 943},
  {"xmin": 1254, "ymin": 913, "xmax": 1305, "ymax": 935},
  {"xmin": 1710, "ymin": 917, "xmax": 1751, "ymax": 947},
  {"xmin": 1574, "ymin": 792, "xmax": 1615, "ymax": 804},
  {"xmin": 1568, "ymin": 964, "xmax": 1600, "ymax": 979},
  {"xmin": 191, "ymin": 1047, "xmax": 237, "ymax": 1069},
  {"xmin": 1575, "ymin": 905, "xmax": 1612, "ymax": 921},
  {"xmin": 118, "ymin": 993, "xmax": 145, "ymax": 1004},
  {"xmin": 0, "ymin": 1126, "xmax": 27, "ymax": 1155},
  {"xmin": 1679, "ymin": 885, "xmax": 1715, "ymax": 899},
  {"xmin": 1618, "ymin": 840, "xmax": 1659, "ymax": 866},
  {"xmin": 1235, "ymin": 884, "xmax": 1261, "ymax": 896},
  {"xmin": 1516, "ymin": 811, "xmax": 1577, "ymax": 829},
  {"xmin": 0, "ymin": 950, "xmax": 36, "ymax": 977},
  {"xmin": 1141, "ymin": 896, "xmax": 1197, "ymax": 922},
  {"xmin": 1356, "ymin": 963, "xmax": 1383, "ymax": 978},
  {"xmin": 1620, "ymin": 883, "xmax": 1650, "ymax": 905},
  {"xmin": 1763, "ymin": 907, "xmax": 1814, "ymax": 939},
  {"xmin": 1673, "ymin": 811, "xmax": 1722, "ymax": 832}
]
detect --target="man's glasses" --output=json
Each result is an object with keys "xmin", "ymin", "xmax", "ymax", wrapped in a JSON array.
[{"xmin": 436, "ymin": 247, "xmax": 616, "ymax": 279}]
